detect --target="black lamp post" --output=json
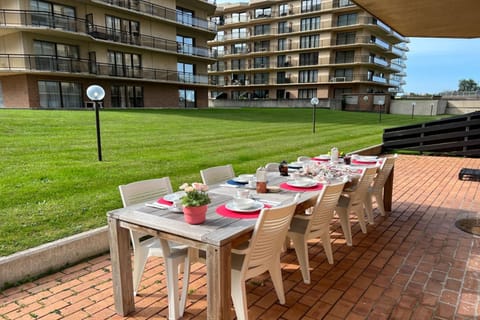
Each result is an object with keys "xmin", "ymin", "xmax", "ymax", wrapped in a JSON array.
[
  {"xmin": 86, "ymin": 85, "xmax": 105, "ymax": 161},
  {"xmin": 310, "ymin": 97, "xmax": 319, "ymax": 133}
]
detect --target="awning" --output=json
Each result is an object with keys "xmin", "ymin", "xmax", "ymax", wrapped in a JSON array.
[{"xmin": 352, "ymin": 0, "xmax": 480, "ymax": 38}]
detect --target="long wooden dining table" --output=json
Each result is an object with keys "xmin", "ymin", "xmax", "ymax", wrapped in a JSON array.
[{"xmin": 107, "ymin": 162, "xmax": 393, "ymax": 319}]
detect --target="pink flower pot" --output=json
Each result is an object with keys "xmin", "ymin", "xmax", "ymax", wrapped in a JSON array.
[{"xmin": 183, "ymin": 205, "xmax": 208, "ymax": 224}]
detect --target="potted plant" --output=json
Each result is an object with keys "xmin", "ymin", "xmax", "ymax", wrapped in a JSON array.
[{"xmin": 179, "ymin": 182, "xmax": 211, "ymax": 224}]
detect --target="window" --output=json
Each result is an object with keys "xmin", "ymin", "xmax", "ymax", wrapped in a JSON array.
[
  {"xmin": 38, "ymin": 81, "xmax": 82, "ymax": 108},
  {"xmin": 277, "ymin": 72, "xmax": 290, "ymax": 84},
  {"xmin": 177, "ymin": 35, "xmax": 194, "ymax": 55},
  {"xmin": 337, "ymin": 0, "xmax": 354, "ymax": 8},
  {"xmin": 277, "ymin": 55, "xmax": 289, "ymax": 67},
  {"xmin": 254, "ymin": 41, "xmax": 270, "ymax": 52},
  {"xmin": 301, "ymin": 0, "xmax": 321, "ymax": 12},
  {"xmin": 334, "ymin": 68, "xmax": 353, "ymax": 81},
  {"xmin": 232, "ymin": 12, "xmax": 247, "ymax": 23},
  {"xmin": 212, "ymin": 45, "xmax": 224, "ymax": 57},
  {"xmin": 299, "ymin": 52, "xmax": 318, "ymax": 65},
  {"xmin": 231, "ymin": 73, "xmax": 246, "ymax": 85},
  {"xmin": 277, "ymin": 38, "xmax": 287, "ymax": 51},
  {"xmin": 279, "ymin": 3, "xmax": 291, "ymax": 16},
  {"xmin": 298, "ymin": 88, "xmax": 317, "ymax": 99},
  {"xmin": 231, "ymin": 59, "xmax": 245, "ymax": 70},
  {"xmin": 278, "ymin": 21, "xmax": 290, "ymax": 34},
  {"xmin": 176, "ymin": 7, "xmax": 193, "ymax": 26},
  {"xmin": 254, "ymin": 24, "xmax": 270, "ymax": 35},
  {"xmin": 253, "ymin": 73, "xmax": 269, "ymax": 84},
  {"xmin": 31, "ymin": 0, "xmax": 76, "ymax": 31},
  {"xmin": 232, "ymin": 43, "xmax": 247, "ymax": 54},
  {"xmin": 179, "ymin": 89, "xmax": 196, "ymax": 108},
  {"xmin": 300, "ymin": 35, "xmax": 319, "ymax": 48},
  {"xmin": 336, "ymin": 32, "xmax": 356, "ymax": 45},
  {"xmin": 106, "ymin": 15, "xmax": 140, "ymax": 44},
  {"xmin": 253, "ymin": 90, "xmax": 269, "ymax": 98},
  {"xmin": 255, "ymin": 7, "xmax": 272, "ymax": 18},
  {"xmin": 177, "ymin": 62, "xmax": 195, "ymax": 83},
  {"xmin": 335, "ymin": 50, "xmax": 355, "ymax": 63},
  {"xmin": 301, "ymin": 17, "xmax": 320, "ymax": 31},
  {"xmin": 33, "ymin": 40, "xmax": 79, "ymax": 71},
  {"xmin": 108, "ymin": 51, "xmax": 141, "ymax": 77},
  {"xmin": 232, "ymin": 27, "xmax": 247, "ymax": 39},
  {"xmin": 337, "ymin": 13, "xmax": 357, "ymax": 26},
  {"xmin": 299, "ymin": 70, "xmax": 318, "ymax": 83},
  {"xmin": 111, "ymin": 85, "xmax": 144, "ymax": 108},
  {"xmin": 254, "ymin": 56, "xmax": 269, "ymax": 68}
]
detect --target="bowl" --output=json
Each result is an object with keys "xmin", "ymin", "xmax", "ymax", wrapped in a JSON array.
[{"xmin": 233, "ymin": 198, "xmax": 256, "ymax": 210}]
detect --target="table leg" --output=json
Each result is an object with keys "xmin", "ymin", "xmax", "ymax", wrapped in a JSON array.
[
  {"xmin": 206, "ymin": 243, "xmax": 232, "ymax": 320},
  {"xmin": 108, "ymin": 217, "xmax": 135, "ymax": 316},
  {"xmin": 383, "ymin": 166, "xmax": 394, "ymax": 212}
]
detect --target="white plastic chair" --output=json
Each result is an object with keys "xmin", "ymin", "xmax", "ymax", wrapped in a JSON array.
[
  {"xmin": 335, "ymin": 167, "xmax": 377, "ymax": 246},
  {"xmin": 287, "ymin": 178, "xmax": 348, "ymax": 284},
  {"xmin": 364, "ymin": 155, "xmax": 397, "ymax": 223},
  {"xmin": 265, "ymin": 162, "xmax": 280, "ymax": 172},
  {"xmin": 297, "ymin": 156, "xmax": 311, "ymax": 162},
  {"xmin": 118, "ymin": 177, "xmax": 191, "ymax": 320},
  {"xmin": 230, "ymin": 200, "xmax": 298, "ymax": 320},
  {"xmin": 200, "ymin": 164, "xmax": 235, "ymax": 185}
]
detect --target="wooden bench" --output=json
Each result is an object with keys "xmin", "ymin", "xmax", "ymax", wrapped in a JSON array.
[{"xmin": 458, "ymin": 168, "xmax": 480, "ymax": 181}]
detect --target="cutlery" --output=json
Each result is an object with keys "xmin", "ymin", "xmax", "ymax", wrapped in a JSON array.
[{"xmin": 145, "ymin": 202, "xmax": 170, "ymax": 209}]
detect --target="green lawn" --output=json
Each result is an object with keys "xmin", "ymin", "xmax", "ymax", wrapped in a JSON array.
[{"xmin": 0, "ymin": 108, "xmax": 441, "ymax": 256}]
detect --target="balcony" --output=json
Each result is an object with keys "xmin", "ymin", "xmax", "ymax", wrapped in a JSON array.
[
  {"xmin": 0, "ymin": 10, "xmax": 214, "ymax": 59},
  {"xmin": 94, "ymin": 0, "xmax": 217, "ymax": 32},
  {"xmin": 0, "ymin": 54, "xmax": 209, "ymax": 85}
]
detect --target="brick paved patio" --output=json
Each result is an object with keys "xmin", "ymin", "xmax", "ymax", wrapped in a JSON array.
[{"xmin": 1, "ymin": 154, "xmax": 479, "ymax": 319}]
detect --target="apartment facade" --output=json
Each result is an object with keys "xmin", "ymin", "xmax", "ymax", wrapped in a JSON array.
[
  {"xmin": 0, "ymin": 0, "xmax": 216, "ymax": 109},
  {"xmin": 208, "ymin": 0, "xmax": 408, "ymax": 102}
]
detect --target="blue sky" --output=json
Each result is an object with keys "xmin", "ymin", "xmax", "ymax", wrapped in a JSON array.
[{"xmin": 215, "ymin": 0, "xmax": 480, "ymax": 94}]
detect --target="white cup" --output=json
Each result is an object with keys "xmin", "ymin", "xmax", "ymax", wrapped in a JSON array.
[
  {"xmin": 236, "ymin": 189, "xmax": 250, "ymax": 199},
  {"xmin": 173, "ymin": 199, "xmax": 183, "ymax": 209}
]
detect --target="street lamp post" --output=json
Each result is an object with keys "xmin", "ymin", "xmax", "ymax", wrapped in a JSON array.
[
  {"xmin": 86, "ymin": 85, "xmax": 105, "ymax": 161},
  {"xmin": 378, "ymin": 99, "xmax": 385, "ymax": 123},
  {"xmin": 310, "ymin": 97, "xmax": 319, "ymax": 133}
]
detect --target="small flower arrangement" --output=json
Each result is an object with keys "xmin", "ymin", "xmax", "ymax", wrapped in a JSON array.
[{"xmin": 179, "ymin": 182, "xmax": 211, "ymax": 207}]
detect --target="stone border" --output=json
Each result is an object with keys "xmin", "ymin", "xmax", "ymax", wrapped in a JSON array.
[{"xmin": 0, "ymin": 226, "xmax": 109, "ymax": 289}]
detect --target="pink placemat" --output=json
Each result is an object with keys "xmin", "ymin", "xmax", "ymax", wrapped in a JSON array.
[
  {"xmin": 312, "ymin": 157, "xmax": 329, "ymax": 162},
  {"xmin": 351, "ymin": 159, "xmax": 378, "ymax": 165},
  {"xmin": 157, "ymin": 198, "xmax": 173, "ymax": 205},
  {"xmin": 280, "ymin": 182, "xmax": 324, "ymax": 192},
  {"xmin": 216, "ymin": 204, "xmax": 271, "ymax": 219}
]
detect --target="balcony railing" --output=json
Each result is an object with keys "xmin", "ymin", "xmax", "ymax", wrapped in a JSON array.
[
  {"xmin": 0, "ymin": 10, "xmax": 214, "ymax": 59},
  {"xmin": 95, "ymin": 0, "xmax": 216, "ymax": 32},
  {"xmin": 0, "ymin": 54, "xmax": 209, "ymax": 84}
]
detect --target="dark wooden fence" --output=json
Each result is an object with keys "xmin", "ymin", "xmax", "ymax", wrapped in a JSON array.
[{"xmin": 382, "ymin": 111, "xmax": 480, "ymax": 157}]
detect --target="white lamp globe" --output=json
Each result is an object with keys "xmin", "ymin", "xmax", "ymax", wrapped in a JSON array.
[{"xmin": 86, "ymin": 85, "xmax": 105, "ymax": 101}]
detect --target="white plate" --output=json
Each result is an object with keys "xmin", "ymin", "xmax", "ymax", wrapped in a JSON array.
[
  {"xmin": 315, "ymin": 154, "xmax": 330, "ymax": 160},
  {"xmin": 225, "ymin": 200, "xmax": 264, "ymax": 212},
  {"xmin": 356, "ymin": 156, "xmax": 378, "ymax": 161},
  {"xmin": 163, "ymin": 191, "xmax": 186, "ymax": 202},
  {"xmin": 233, "ymin": 174, "xmax": 254, "ymax": 183},
  {"xmin": 286, "ymin": 178, "xmax": 318, "ymax": 188}
]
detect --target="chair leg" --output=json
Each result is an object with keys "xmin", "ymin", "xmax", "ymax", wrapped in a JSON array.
[
  {"xmin": 132, "ymin": 249, "xmax": 149, "ymax": 296},
  {"xmin": 179, "ymin": 251, "xmax": 191, "ymax": 317},
  {"xmin": 374, "ymin": 190, "xmax": 386, "ymax": 216},
  {"xmin": 364, "ymin": 193, "xmax": 375, "ymax": 225},
  {"xmin": 231, "ymin": 270, "xmax": 248, "ymax": 320},
  {"xmin": 320, "ymin": 231, "xmax": 334, "ymax": 264},
  {"xmin": 268, "ymin": 255, "xmax": 286, "ymax": 304},
  {"xmin": 336, "ymin": 207, "xmax": 353, "ymax": 246},
  {"xmin": 354, "ymin": 205, "xmax": 368, "ymax": 234},
  {"xmin": 289, "ymin": 233, "xmax": 311, "ymax": 284},
  {"xmin": 165, "ymin": 256, "xmax": 181, "ymax": 320}
]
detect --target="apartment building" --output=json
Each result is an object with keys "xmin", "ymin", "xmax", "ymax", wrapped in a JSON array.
[
  {"xmin": 208, "ymin": 0, "xmax": 408, "ymax": 102},
  {"xmin": 0, "ymin": 0, "xmax": 216, "ymax": 109}
]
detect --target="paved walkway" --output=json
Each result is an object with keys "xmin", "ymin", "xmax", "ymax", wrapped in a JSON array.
[{"xmin": 1, "ymin": 155, "xmax": 480, "ymax": 319}]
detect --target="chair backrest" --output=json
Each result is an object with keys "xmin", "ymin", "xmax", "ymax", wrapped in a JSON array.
[
  {"xmin": 200, "ymin": 164, "xmax": 235, "ymax": 185},
  {"xmin": 119, "ymin": 177, "xmax": 173, "ymax": 207},
  {"xmin": 349, "ymin": 167, "xmax": 378, "ymax": 207},
  {"xmin": 265, "ymin": 162, "xmax": 280, "ymax": 172},
  {"xmin": 297, "ymin": 156, "xmax": 311, "ymax": 162},
  {"xmin": 372, "ymin": 154, "xmax": 397, "ymax": 192},
  {"xmin": 309, "ymin": 178, "xmax": 348, "ymax": 234},
  {"xmin": 243, "ymin": 200, "xmax": 297, "ymax": 279}
]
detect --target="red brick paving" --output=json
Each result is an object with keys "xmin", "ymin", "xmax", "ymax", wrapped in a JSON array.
[{"xmin": 1, "ymin": 155, "xmax": 479, "ymax": 319}]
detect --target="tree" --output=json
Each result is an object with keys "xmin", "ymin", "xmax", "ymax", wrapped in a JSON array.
[{"xmin": 458, "ymin": 79, "xmax": 479, "ymax": 92}]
